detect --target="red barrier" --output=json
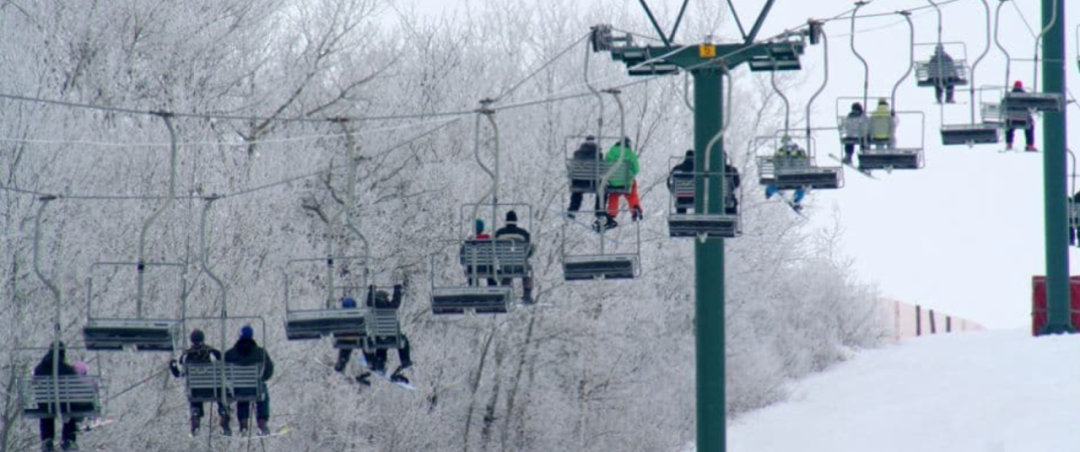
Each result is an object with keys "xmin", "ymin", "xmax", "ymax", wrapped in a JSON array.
[{"xmin": 1030, "ymin": 276, "xmax": 1080, "ymax": 336}]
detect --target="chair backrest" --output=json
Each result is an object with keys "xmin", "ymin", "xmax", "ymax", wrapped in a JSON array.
[
  {"xmin": 841, "ymin": 116, "xmax": 867, "ymax": 139},
  {"xmin": 567, "ymin": 159, "xmax": 629, "ymax": 182},
  {"xmin": 20, "ymin": 375, "xmax": 100, "ymax": 417},
  {"xmin": 184, "ymin": 362, "xmax": 263, "ymax": 402},
  {"xmin": 459, "ymin": 239, "xmax": 530, "ymax": 268}
]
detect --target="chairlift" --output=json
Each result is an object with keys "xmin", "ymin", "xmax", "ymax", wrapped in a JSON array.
[
  {"xmin": 914, "ymin": 42, "xmax": 970, "ymax": 92},
  {"xmin": 992, "ymin": 0, "xmax": 1063, "ymax": 114},
  {"xmin": 667, "ymin": 161, "xmax": 741, "ymax": 239},
  {"xmin": 16, "ymin": 345, "xmax": 104, "ymax": 420},
  {"xmin": 756, "ymin": 135, "xmax": 843, "ymax": 190},
  {"xmin": 565, "ymin": 134, "xmax": 632, "ymax": 196},
  {"xmin": 835, "ymin": 97, "xmax": 926, "ymax": 172},
  {"xmin": 180, "ymin": 316, "xmax": 269, "ymax": 405},
  {"xmin": 430, "ymin": 203, "xmax": 532, "ymax": 314},
  {"xmin": 747, "ymin": 37, "xmax": 805, "ymax": 72},
  {"xmin": 283, "ymin": 257, "xmax": 368, "ymax": 341},
  {"xmin": 83, "ymin": 113, "xmax": 183, "ymax": 352},
  {"xmin": 941, "ymin": 86, "xmax": 1001, "ymax": 146},
  {"xmin": 361, "ymin": 285, "xmax": 405, "ymax": 350}
]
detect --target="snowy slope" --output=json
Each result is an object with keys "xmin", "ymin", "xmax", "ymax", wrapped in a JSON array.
[{"xmin": 727, "ymin": 331, "xmax": 1080, "ymax": 452}]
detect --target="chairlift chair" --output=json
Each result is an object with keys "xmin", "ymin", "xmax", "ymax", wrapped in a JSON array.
[
  {"xmin": 283, "ymin": 256, "xmax": 368, "ymax": 341},
  {"xmin": 362, "ymin": 285, "xmax": 404, "ymax": 350},
  {"xmin": 748, "ymin": 39, "xmax": 805, "ymax": 72},
  {"xmin": 914, "ymin": 42, "xmax": 970, "ymax": 89},
  {"xmin": 565, "ymin": 135, "xmax": 632, "ymax": 196},
  {"xmin": 181, "ymin": 316, "xmax": 268, "ymax": 405},
  {"xmin": 835, "ymin": 98, "xmax": 925, "ymax": 172},
  {"xmin": 82, "ymin": 262, "xmax": 185, "ymax": 352},
  {"xmin": 940, "ymin": 87, "xmax": 1001, "ymax": 145},
  {"xmin": 430, "ymin": 204, "xmax": 532, "ymax": 315},
  {"xmin": 755, "ymin": 136, "xmax": 842, "ymax": 190},
  {"xmin": 16, "ymin": 346, "xmax": 103, "ymax": 419},
  {"xmin": 667, "ymin": 160, "xmax": 740, "ymax": 239}
]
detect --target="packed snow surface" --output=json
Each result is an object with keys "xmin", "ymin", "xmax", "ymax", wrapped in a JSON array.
[{"xmin": 727, "ymin": 330, "xmax": 1080, "ymax": 452}]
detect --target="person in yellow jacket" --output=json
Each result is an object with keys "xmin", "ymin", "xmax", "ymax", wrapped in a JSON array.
[
  {"xmin": 597, "ymin": 137, "xmax": 642, "ymax": 231},
  {"xmin": 869, "ymin": 98, "xmax": 897, "ymax": 149}
]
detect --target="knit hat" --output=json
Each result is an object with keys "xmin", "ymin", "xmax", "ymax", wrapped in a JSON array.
[
  {"xmin": 73, "ymin": 361, "xmax": 89, "ymax": 376},
  {"xmin": 877, "ymin": 98, "xmax": 888, "ymax": 106},
  {"xmin": 341, "ymin": 297, "xmax": 357, "ymax": 309},
  {"xmin": 239, "ymin": 325, "xmax": 254, "ymax": 340},
  {"xmin": 685, "ymin": 149, "xmax": 694, "ymax": 157},
  {"xmin": 190, "ymin": 329, "xmax": 205, "ymax": 344},
  {"xmin": 1014, "ymin": 80, "xmax": 1024, "ymax": 89},
  {"xmin": 505, "ymin": 210, "xmax": 518, "ymax": 224},
  {"xmin": 475, "ymin": 218, "xmax": 485, "ymax": 235}
]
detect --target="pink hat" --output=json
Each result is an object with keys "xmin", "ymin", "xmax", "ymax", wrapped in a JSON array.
[
  {"xmin": 73, "ymin": 361, "xmax": 89, "ymax": 376},
  {"xmin": 1014, "ymin": 80, "xmax": 1024, "ymax": 89}
]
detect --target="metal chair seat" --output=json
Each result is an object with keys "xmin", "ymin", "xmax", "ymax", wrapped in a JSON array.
[
  {"xmin": 83, "ymin": 318, "xmax": 179, "ymax": 352},
  {"xmin": 285, "ymin": 309, "xmax": 366, "ymax": 341},
  {"xmin": 857, "ymin": 148, "xmax": 923, "ymax": 171},
  {"xmin": 1004, "ymin": 92, "xmax": 1063, "ymax": 113},
  {"xmin": 19, "ymin": 375, "xmax": 102, "ymax": 419},
  {"xmin": 668, "ymin": 213, "xmax": 739, "ymax": 238},
  {"xmin": 563, "ymin": 254, "xmax": 637, "ymax": 281},
  {"xmin": 364, "ymin": 308, "xmax": 401, "ymax": 349},
  {"xmin": 431, "ymin": 286, "xmax": 513, "ymax": 315},
  {"xmin": 940, "ymin": 124, "xmax": 999, "ymax": 145},
  {"xmin": 915, "ymin": 61, "xmax": 969, "ymax": 87}
]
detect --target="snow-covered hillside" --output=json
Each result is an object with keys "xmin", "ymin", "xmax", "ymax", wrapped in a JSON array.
[{"xmin": 726, "ymin": 331, "xmax": 1080, "ymax": 452}]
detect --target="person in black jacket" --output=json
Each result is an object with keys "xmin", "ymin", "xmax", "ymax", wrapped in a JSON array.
[
  {"xmin": 495, "ymin": 211, "xmax": 534, "ymax": 304},
  {"xmin": 224, "ymin": 326, "xmax": 275, "ymax": 436},
  {"xmin": 169, "ymin": 329, "xmax": 225, "ymax": 436},
  {"xmin": 668, "ymin": 150, "xmax": 695, "ymax": 214},
  {"xmin": 34, "ymin": 342, "xmax": 78, "ymax": 452},
  {"xmin": 567, "ymin": 136, "xmax": 603, "ymax": 219},
  {"xmin": 1006, "ymin": 80, "xmax": 1037, "ymax": 152},
  {"xmin": 724, "ymin": 159, "xmax": 742, "ymax": 215}
]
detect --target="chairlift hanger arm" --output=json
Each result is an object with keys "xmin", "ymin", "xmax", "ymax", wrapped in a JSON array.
[
  {"xmin": 746, "ymin": 0, "xmax": 778, "ymax": 44},
  {"xmin": 668, "ymin": 0, "xmax": 691, "ymax": 44},
  {"xmin": 726, "ymin": 0, "xmax": 750, "ymax": 42},
  {"xmin": 637, "ymin": 0, "xmax": 672, "ymax": 49}
]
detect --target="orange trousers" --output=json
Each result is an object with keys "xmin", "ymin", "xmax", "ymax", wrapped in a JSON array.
[{"xmin": 606, "ymin": 180, "xmax": 641, "ymax": 218}]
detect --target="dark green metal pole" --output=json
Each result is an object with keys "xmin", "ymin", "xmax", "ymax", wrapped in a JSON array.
[
  {"xmin": 693, "ymin": 67, "xmax": 725, "ymax": 451},
  {"xmin": 1042, "ymin": 0, "xmax": 1072, "ymax": 334}
]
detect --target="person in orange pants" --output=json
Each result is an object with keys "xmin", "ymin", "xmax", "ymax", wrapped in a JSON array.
[{"xmin": 596, "ymin": 137, "xmax": 641, "ymax": 231}]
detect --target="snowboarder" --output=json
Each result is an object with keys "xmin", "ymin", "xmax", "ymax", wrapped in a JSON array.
[
  {"xmin": 494, "ymin": 211, "xmax": 534, "ymax": 304},
  {"xmin": 925, "ymin": 44, "xmax": 959, "ymax": 104},
  {"xmin": 357, "ymin": 285, "xmax": 414, "ymax": 387},
  {"xmin": 599, "ymin": 137, "xmax": 642, "ymax": 231},
  {"xmin": 1005, "ymin": 80, "xmax": 1037, "ymax": 152},
  {"xmin": 724, "ymin": 158, "xmax": 741, "ymax": 216},
  {"xmin": 842, "ymin": 102, "xmax": 867, "ymax": 165},
  {"xmin": 169, "ymin": 329, "xmax": 226, "ymax": 436},
  {"xmin": 34, "ymin": 342, "xmax": 79, "ymax": 452},
  {"xmin": 567, "ymin": 136, "xmax": 603, "ymax": 219},
  {"xmin": 224, "ymin": 325, "xmax": 275, "ymax": 436},
  {"xmin": 765, "ymin": 136, "xmax": 806, "ymax": 212}
]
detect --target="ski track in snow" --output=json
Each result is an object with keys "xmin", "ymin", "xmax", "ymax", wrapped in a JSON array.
[{"xmin": 727, "ymin": 330, "xmax": 1080, "ymax": 452}]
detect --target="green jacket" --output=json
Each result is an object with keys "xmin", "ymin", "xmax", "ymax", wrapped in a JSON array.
[{"xmin": 604, "ymin": 143, "xmax": 640, "ymax": 187}]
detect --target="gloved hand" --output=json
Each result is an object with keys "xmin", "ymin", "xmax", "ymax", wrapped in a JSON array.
[{"xmin": 168, "ymin": 359, "xmax": 181, "ymax": 378}]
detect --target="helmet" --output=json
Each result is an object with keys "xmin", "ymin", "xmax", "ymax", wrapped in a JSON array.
[
  {"xmin": 239, "ymin": 325, "xmax": 254, "ymax": 340},
  {"xmin": 341, "ymin": 297, "xmax": 357, "ymax": 309},
  {"xmin": 1014, "ymin": 80, "xmax": 1024, "ymax": 89}
]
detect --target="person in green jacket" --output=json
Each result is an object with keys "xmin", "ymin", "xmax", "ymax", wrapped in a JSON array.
[{"xmin": 597, "ymin": 137, "xmax": 642, "ymax": 231}]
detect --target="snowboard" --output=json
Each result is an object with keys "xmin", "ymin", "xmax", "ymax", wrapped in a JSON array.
[{"xmin": 828, "ymin": 154, "xmax": 876, "ymax": 179}]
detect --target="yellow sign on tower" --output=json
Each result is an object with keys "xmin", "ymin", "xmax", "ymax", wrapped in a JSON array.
[{"xmin": 699, "ymin": 44, "xmax": 716, "ymax": 58}]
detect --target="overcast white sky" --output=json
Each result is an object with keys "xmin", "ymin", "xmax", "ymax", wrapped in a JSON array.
[{"xmin": 381, "ymin": 0, "xmax": 1079, "ymax": 329}]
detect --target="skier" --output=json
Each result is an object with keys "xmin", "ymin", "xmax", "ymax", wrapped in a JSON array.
[
  {"xmin": 599, "ymin": 137, "xmax": 642, "ymax": 231},
  {"xmin": 567, "ymin": 136, "xmax": 603, "ymax": 219},
  {"xmin": 723, "ymin": 158, "xmax": 742, "ymax": 216},
  {"xmin": 1005, "ymin": 80, "xmax": 1037, "ymax": 152},
  {"xmin": 494, "ymin": 211, "xmax": 534, "ymax": 304},
  {"xmin": 169, "ymin": 329, "xmax": 225, "ymax": 436},
  {"xmin": 765, "ymin": 136, "xmax": 806, "ymax": 212},
  {"xmin": 357, "ymin": 285, "xmax": 414, "ymax": 386},
  {"xmin": 34, "ymin": 342, "xmax": 79, "ymax": 452},
  {"xmin": 224, "ymin": 325, "xmax": 275, "ymax": 436},
  {"xmin": 668, "ymin": 150, "xmax": 695, "ymax": 214},
  {"xmin": 841, "ymin": 102, "xmax": 867, "ymax": 165},
  {"xmin": 869, "ymin": 98, "xmax": 897, "ymax": 149},
  {"xmin": 925, "ymin": 44, "xmax": 959, "ymax": 104}
]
